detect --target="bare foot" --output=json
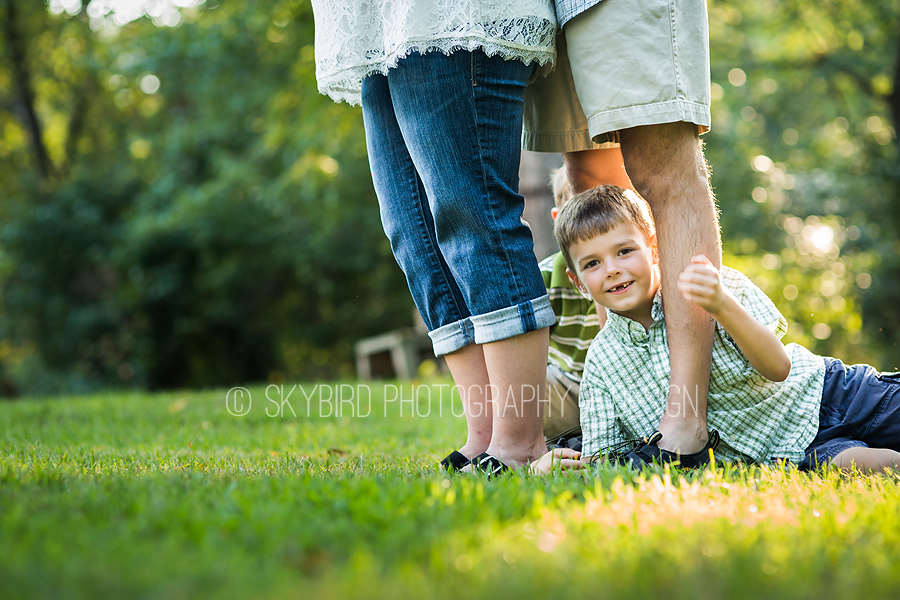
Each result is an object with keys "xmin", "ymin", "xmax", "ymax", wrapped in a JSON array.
[{"xmin": 484, "ymin": 435, "xmax": 549, "ymax": 469}]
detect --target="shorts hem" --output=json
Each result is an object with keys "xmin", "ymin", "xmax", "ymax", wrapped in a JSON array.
[
  {"xmin": 587, "ymin": 100, "xmax": 712, "ymax": 140},
  {"xmin": 799, "ymin": 440, "xmax": 869, "ymax": 471},
  {"xmin": 522, "ymin": 130, "xmax": 616, "ymax": 153}
]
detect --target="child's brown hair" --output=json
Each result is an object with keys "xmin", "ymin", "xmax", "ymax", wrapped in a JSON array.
[
  {"xmin": 554, "ymin": 184, "xmax": 655, "ymax": 273},
  {"xmin": 550, "ymin": 166, "xmax": 573, "ymax": 209}
]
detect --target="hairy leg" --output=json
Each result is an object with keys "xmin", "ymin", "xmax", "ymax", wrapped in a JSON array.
[
  {"xmin": 831, "ymin": 447, "xmax": 900, "ymax": 473},
  {"xmin": 562, "ymin": 146, "xmax": 634, "ymax": 194},
  {"xmin": 482, "ymin": 328, "xmax": 550, "ymax": 467},
  {"xmin": 619, "ymin": 122, "xmax": 721, "ymax": 454},
  {"xmin": 444, "ymin": 344, "xmax": 493, "ymax": 460}
]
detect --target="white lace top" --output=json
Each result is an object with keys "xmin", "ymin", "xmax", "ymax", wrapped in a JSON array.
[{"xmin": 312, "ymin": 0, "xmax": 557, "ymax": 105}]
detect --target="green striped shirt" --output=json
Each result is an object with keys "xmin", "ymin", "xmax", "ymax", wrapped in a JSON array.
[
  {"xmin": 540, "ymin": 252, "xmax": 604, "ymax": 382},
  {"xmin": 580, "ymin": 266, "xmax": 824, "ymax": 464}
]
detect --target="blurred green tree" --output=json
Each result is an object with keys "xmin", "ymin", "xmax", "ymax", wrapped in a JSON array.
[
  {"xmin": 0, "ymin": 0, "xmax": 897, "ymax": 396},
  {"xmin": 705, "ymin": 0, "xmax": 899, "ymax": 367},
  {"xmin": 0, "ymin": 0, "xmax": 411, "ymax": 394}
]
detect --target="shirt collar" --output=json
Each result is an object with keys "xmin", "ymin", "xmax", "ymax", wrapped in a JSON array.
[{"xmin": 604, "ymin": 288, "xmax": 664, "ymax": 344}]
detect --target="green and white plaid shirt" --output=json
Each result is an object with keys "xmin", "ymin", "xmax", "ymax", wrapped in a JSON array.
[{"xmin": 580, "ymin": 267, "xmax": 824, "ymax": 464}]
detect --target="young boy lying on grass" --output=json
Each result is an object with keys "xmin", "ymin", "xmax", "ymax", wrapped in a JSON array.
[{"xmin": 532, "ymin": 184, "xmax": 900, "ymax": 474}]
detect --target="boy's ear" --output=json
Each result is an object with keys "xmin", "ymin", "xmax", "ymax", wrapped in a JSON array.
[
  {"xmin": 649, "ymin": 234, "xmax": 659, "ymax": 264},
  {"xmin": 566, "ymin": 268, "xmax": 587, "ymax": 293}
]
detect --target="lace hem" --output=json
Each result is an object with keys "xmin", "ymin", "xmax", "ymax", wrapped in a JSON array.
[{"xmin": 317, "ymin": 36, "xmax": 556, "ymax": 107}]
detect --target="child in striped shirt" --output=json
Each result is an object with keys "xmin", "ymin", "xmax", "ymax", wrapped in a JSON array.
[{"xmin": 540, "ymin": 166, "xmax": 607, "ymax": 442}]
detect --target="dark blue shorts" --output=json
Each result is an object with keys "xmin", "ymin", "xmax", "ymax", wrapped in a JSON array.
[{"xmin": 799, "ymin": 357, "xmax": 900, "ymax": 470}]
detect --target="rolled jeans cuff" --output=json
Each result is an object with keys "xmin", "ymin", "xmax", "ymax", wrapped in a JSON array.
[{"xmin": 429, "ymin": 294, "xmax": 555, "ymax": 356}]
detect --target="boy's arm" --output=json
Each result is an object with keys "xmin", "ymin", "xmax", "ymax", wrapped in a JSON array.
[{"xmin": 677, "ymin": 255, "xmax": 792, "ymax": 382}]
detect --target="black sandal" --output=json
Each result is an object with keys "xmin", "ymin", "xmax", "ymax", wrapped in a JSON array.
[
  {"xmin": 439, "ymin": 450, "xmax": 471, "ymax": 472},
  {"xmin": 546, "ymin": 424, "xmax": 583, "ymax": 453},
  {"xmin": 470, "ymin": 452, "xmax": 510, "ymax": 478},
  {"xmin": 614, "ymin": 430, "xmax": 721, "ymax": 470}
]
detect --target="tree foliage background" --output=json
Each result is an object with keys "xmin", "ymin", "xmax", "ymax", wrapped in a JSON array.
[{"xmin": 0, "ymin": 0, "xmax": 897, "ymax": 397}]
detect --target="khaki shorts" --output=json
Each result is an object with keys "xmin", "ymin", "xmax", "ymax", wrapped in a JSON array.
[
  {"xmin": 524, "ymin": 0, "xmax": 711, "ymax": 153},
  {"xmin": 544, "ymin": 363, "xmax": 581, "ymax": 440}
]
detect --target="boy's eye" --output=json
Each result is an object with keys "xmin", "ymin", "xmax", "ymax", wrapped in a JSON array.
[
  {"xmin": 584, "ymin": 259, "xmax": 599, "ymax": 269},
  {"xmin": 619, "ymin": 248, "xmax": 633, "ymax": 256}
]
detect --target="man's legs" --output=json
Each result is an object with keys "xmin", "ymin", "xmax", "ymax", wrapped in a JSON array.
[
  {"xmin": 523, "ymin": 0, "xmax": 717, "ymax": 454},
  {"xmin": 621, "ymin": 123, "xmax": 719, "ymax": 453},
  {"xmin": 563, "ymin": 146, "xmax": 633, "ymax": 194},
  {"xmin": 563, "ymin": 0, "xmax": 717, "ymax": 452},
  {"xmin": 563, "ymin": 126, "xmax": 719, "ymax": 453},
  {"xmin": 557, "ymin": 130, "xmax": 718, "ymax": 456}
]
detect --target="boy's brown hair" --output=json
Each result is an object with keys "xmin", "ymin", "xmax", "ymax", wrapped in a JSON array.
[{"xmin": 554, "ymin": 184, "xmax": 655, "ymax": 274}]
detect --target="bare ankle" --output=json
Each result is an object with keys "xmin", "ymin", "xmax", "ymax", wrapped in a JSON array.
[
  {"xmin": 656, "ymin": 418, "xmax": 708, "ymax": 454},
  {"xmin": 484, "ymin": 437, "xmax": 547, "ymax": 468},
  {"xmin": 459, "ymin": 442, "xmax": 489, "ymax": 461}
]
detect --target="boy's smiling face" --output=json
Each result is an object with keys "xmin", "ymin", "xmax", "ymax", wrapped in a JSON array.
[{"xmin": 566, "ymin": 221, "xmax": 660, "ymax": 329}]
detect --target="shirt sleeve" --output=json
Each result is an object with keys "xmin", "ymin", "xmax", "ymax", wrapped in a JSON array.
[
  {"xmin": 539, "ymin": 254, "xmax": 554, "ymax": 289},
  {"xmin": 578, "ymin": 340, "xmax": 626, "ymax": 457},
  {"xmin": 720, "ymin": 267, "xmax": 788, "ymax": 340}
]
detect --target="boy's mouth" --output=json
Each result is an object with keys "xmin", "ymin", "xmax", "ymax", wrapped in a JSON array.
[{"xmin": 607, "ymin": 281, "xmax": 634, "ymax": 294}]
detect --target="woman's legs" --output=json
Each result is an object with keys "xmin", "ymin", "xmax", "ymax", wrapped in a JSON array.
[
  {"xmin": 443, "ymin": 344, "xmax": 492, "ymax": 460},
  {"xmin": 444, "ymin": 329, "xmax": 549, "ymax": 467},
  {"xmin": 445, "ymin": 328, "xmax": 549, "ymax": 467},
  {"xmin": 361, "ymin": 50, "xmax": 555, "ymax": 467},
  {"xmin": 482, "ymin": 328, "xmax": 549, "ymax": 466},
  {"xmin": 361, "ymin": 72, "xmax": 471, "ymax": 337}
]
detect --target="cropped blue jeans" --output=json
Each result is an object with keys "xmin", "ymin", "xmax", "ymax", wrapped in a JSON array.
[{"xmin": 361, "ymin": 50, "xmax": 555, "ymax": 356}]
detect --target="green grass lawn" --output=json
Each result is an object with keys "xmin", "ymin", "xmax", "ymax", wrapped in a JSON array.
[{"xmin": 2, "ymin": 380, "xmax": 900, "ymax": 600}]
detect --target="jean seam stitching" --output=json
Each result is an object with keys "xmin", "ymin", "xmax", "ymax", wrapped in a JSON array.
[
  {"xmin": 472, "ymin": 56, "xmax": 531, "ymax": 322},
  {"xmin": 385, "ymin": 68, "xmax": 467, "ymax": 330},
  {"xmin": 393, "ymin": 55, "xmax": 469, "ymax": 327},
  {"xmin": 412, "ymin": 182, "xmax": 466, "ymax": 327},
  {"xmin": 394, "ymin": 136, "xmax": 456, "ymax": 325}
]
